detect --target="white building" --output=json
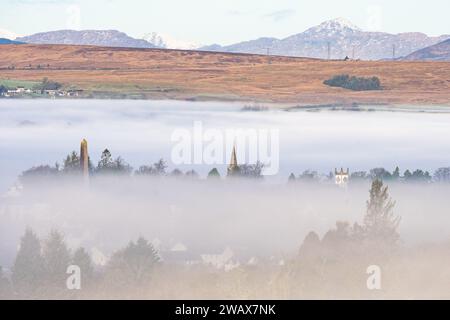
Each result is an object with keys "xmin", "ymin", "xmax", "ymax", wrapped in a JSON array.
[{"xmin": 335, "ymin": 168, "xmax": 349, "ymax": 187}]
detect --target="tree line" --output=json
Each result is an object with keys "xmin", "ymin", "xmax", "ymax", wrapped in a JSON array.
[
  {"xmin": 289, "ymin": 166, "xmax": 450, "ymax": 183},
  {"xmin": 19, "ymin": 148, "xmax": 266, "ymax": 185},
  {"xmin": 0, "ymin": 229, "xmax": 159, "ymax": 299}
]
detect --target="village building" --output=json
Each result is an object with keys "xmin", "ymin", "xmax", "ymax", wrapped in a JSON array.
[{"xmin": 335, "ymin": 168, "xmax": 349, "ymax": 187}]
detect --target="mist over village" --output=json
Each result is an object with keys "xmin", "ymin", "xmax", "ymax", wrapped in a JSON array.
[{"xmin": 0, "ymin": 0, "xmax": 450, "ymax": 306}]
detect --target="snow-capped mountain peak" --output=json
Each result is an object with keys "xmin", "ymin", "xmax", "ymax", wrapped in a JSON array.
[
  {"xmin": 310, "ymin": 17, "xmax": 362, "ymax": 33},
  {"xmin": 142, "ymin": 32, "xmax": 201, "ymax": 50}
]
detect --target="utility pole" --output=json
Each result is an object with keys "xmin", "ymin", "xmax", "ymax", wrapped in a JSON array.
[
  {"xmin": 392, "ymin": 44, "xmax": 396, "ymax": 60},
  {"xmin": 352, "ymin": 46, "xmax": 355, "ymax": 60},
  {"xmin": 327, "ymin": 42, "xmax": 331, "ymax": 60},
  {"xmin": 266, "ymin": 47, "xmax": 271, "ymax": 64}
]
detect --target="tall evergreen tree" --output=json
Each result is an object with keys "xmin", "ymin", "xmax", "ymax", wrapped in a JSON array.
[
  {"xmin": 72, "ymin": 247, "xmax": 94, "ymax": 285},
  {"xmin": 363, "ymin": 179, "xmax": 400, "ymax": 245},
  {"xmin": 42, "ymin": 230, "xmax": 71, "ymax": 288},
  {"xmin": 392, "ymin": 166, "xmax": 400, "ymax": 180},
  {"xmin": 12, "ymin": 228, "xmax": 45, "ymax": 296},
  {"xmin": 63, "ymin": 151, "xmax": 81, "ymax": 173},
  {"xmin": 108, "ymin": 237, "xmax": 159, "ymax": 286}
]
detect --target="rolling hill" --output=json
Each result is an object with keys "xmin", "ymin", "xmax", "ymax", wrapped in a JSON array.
[
  {"xmin": 0, "ymin": 38, "xmax": 24, "ymax": 45},
  {"xmin": 16, "ymin": 30, "xmax": 156, "ymax": 48},
  {"xmin": 402, "ymin": 38, "xmax": 450, "ymax": 61},
  {"xmin": 0, "ymin": 44, "xmax": 449, "ymax": 105}
]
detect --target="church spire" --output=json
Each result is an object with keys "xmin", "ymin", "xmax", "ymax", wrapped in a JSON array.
[{"xmin": 227, "ymin": 144, "xmax": 239, "ymax": 176}]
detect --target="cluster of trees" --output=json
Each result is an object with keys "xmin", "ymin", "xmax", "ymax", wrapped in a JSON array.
[
  {"xmin": 0, "ymin": 85, "xmax": 8, "ymax": 95},
  {"xmin": 1, "ymin": 229, "xmax": 92, "ymax": 298},
  {"xmin": 289, "ymin": 166, "xmax": 449, "ymax": 184},
  {"xmin": 351, "ymin": 166, "xmax": 435, "ymax": 182},
  {"xmin": 20, "ymin": 148, "xmax": 266, "ymax": 184},
  {"xmin": 323, "ymin": 74, "xmax": 381, "ymax": 91},
  {"xmin": 299, "ymin": 179, "xmax": 401, "ymax": 262},
  {"xmin": 227, "ymin": 161, "xmax": 265, "ymax": 179},
  {"xmin": 0, "ymin": 229, "xmax": 159, "ymax": 299},
  {"xmin": 33, "ymin": 77, "xmax": 62, "ymax": 92}
]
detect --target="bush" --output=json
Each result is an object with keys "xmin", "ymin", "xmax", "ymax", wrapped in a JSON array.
[{"xmin": 324, "ymin": 74, "xmax": 381, "ymax": 91}]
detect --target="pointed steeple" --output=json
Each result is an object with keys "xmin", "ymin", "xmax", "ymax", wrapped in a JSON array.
[{"xmin": 227, "ymin": 144, "xmax": 239, "ymax": 176}]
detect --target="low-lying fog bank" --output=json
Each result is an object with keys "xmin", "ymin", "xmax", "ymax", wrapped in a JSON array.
[{"xmin": 1, "ymin": 177, "xmax": 450, "ymax": 299}]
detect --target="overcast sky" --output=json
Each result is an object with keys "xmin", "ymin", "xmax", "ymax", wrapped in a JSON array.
[{"xmin": 1, "ymin": 0, "xmax": 449, "ymax": 45}]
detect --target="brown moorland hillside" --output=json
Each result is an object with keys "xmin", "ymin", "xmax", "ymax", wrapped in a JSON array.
[{"xmin": 0, "ymin": 44, "xmax": 449, "ymax": 105}]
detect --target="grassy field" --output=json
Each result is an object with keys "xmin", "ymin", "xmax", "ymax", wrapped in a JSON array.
[
  {"xmin": 0, "ymin": 44, "xmax": 449, "ymax": 105},
  {"xmin": 0, "ymin": 78, "xmax": 40, "ymax": 89}
]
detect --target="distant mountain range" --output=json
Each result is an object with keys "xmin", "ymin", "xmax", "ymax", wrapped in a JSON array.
[
  {"xmin": 200, "ymin": 18, "xmax": 449, "ymax": 61},
  {"xmin": 9, "ymin": 19, "xmax": 450, "ymax": 61},
  {"xmin": 402, "ymin": 38, "xmax": 450, "ymax": 61},
  {"xmin": 0, "ymin": 38, "xmax": 24, "ymax": 45},
  {"xmin": 16, "ymin": 30, "xmax": 157, "ymax": 48}
]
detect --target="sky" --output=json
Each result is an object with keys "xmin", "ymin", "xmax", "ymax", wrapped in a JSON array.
[{"xmin": 0, "ymin": 0, "xmax": 449, "ymax": 45}]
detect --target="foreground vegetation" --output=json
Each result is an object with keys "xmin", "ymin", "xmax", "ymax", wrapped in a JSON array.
[
  {"xmin": 0, "ymin": 180, "xmax": 404, "ymax": 299},
  {"xmin": 2, "ymin": 179, "xmax": 449, "ymax": 299},
  {"xmin": 323, "ymin": 74, "xmax": 381, "ymax": 91}
]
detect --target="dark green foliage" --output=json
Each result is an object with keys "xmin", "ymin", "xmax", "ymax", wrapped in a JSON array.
[
  {"xmin": 324, "ymin": 74, "xmax": 381, "ymax": 91},
  {"xmin": 207, "ymin": 168, "xmax": 221, "ymax": 179},
  {"xmin": 96, "ymin": 149, "xmax": 133, "ymax": 175},
  {"xmin": 12, "ymin": 228, "xmax": 45, "ymax": 296},
  {"xmin": 403, "ymin": 169, "xmax": 431, "ymax": 182}
]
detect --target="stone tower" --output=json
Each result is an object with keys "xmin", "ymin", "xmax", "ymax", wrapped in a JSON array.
[
  {"xmin": 80, "ymin": 139, "xmax": 89, "ymax": 179},
  {"xmin": 335, "ymin": 168, "xmax": 349, "ymax": 187},
  {"xmin": 227, "ymin": 145, "xmax": 239, "ymax": 176}
]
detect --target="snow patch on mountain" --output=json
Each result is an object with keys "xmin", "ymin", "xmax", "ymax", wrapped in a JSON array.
[{"xmin": 143, "ymin": 32, "xmax": 201, "ymax": 50}]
